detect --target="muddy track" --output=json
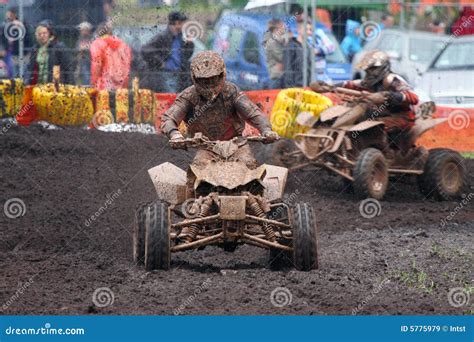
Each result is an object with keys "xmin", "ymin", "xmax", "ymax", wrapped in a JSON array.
[{"xmin": 0, "ymin": 126, "xmax": 473, "ymax": 315}]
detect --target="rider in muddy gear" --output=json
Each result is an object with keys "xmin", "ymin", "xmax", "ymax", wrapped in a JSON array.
[
  {"xmin": 161, "ymin": 51, "xmax": 279, "ymax": 241},
  {"xmin": 312, "ymin": 50, "xmax": 419, "ymax": 157}
]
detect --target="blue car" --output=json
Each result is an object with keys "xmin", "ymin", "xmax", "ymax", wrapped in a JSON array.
[{"xmin": 212, "ymin": 12, "xmax": 351, "ymax": 90}]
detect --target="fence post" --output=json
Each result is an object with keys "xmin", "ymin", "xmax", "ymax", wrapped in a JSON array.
[{"xmin": 19, "ymin": 0, "xmax": 24, "ymax": 79}]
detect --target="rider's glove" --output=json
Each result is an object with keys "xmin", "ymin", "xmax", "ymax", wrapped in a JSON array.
[
  {"xmin": 169, "ymin": 130, "xmax": 185, "ymax": 149},
  {"xmin": 263, "ymin": 131, "xmax": 280, "ymax": 144},
  {"xmin": 365, "ymin": 91, "xmax": 389, "ymax": 105},
  {"xmin": 310, "ymin": 81, "xmax": 333, "ymax": 93}
]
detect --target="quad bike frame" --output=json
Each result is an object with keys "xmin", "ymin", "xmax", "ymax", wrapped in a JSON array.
[
  {"xmin": 275, "ymin": 90, "xmax": 466, "ymax": 200},
  {"xmin": 134, "ymin": 134, "xmax": 319, "ymax": 271}
]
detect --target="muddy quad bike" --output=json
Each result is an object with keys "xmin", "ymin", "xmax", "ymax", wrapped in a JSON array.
[
  {"xmin": 274, "ymin": 87, "xmax": 466, "ymax": 200},
  {"xmin": 133, "ymin": 133, "xmax": 319, "ymax": 271}
]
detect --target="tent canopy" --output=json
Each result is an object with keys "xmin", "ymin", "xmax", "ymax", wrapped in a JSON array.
[{"xmin": 244, "ymin": 0, "xmax": 390, "ymax": 10}]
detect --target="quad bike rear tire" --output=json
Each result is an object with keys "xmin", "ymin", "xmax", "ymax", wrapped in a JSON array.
[
  {"xmin": 353, "ymin": 148, "xmax": 389, "ymax": 200},
  {"xmin": 291, "ymin": 202, "xmax": 319, "ymax": 271},
  {"xmin": 418, "ymin": 148, "xmax": 466, "ymax": 201},
  {"xmin": 133, "ymin": 202, "xmax": 149, "ymax": 265},
  {"xmin": 144, "ymin": 201, "xmax": 171, "ymax": 271}
]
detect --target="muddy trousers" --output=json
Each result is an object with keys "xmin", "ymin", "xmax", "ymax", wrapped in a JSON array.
[
  {"xmin": 185, "ymin": 143, "xmax": 257, "ymax": 199},
  {"xmin": 379, "ymin": 116, "xmax": 414, "ymax": 154}
]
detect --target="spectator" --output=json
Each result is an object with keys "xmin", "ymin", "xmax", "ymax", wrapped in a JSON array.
[
  {"xmin": 309, "ymin": 24, "xmax": 335, "ymax": 82},
  {"xmin": 451, "ymin": 6, "xmax": 474, "ymax": 36},
  {"xmin": 340, "ymin": 19, "xmax": 362, "ymax": 62},
  {"xmin": 27, "ymin": 20, "xmax": 73, "ymax": 85},
  {"xmin": 0, "ymin": 40, "xmax": 10, "ymax": 79},
  {"xmin": 429, "ymin": 20, "xmax": 446, "ymax": 35},
  {"xmin": 380, "ymin": 13, "xmax": 395, "ymax": 29},
  {"xmin": 75, "ymin": 22, "xmax": 93, "ymax": 86},
  {"xmin": 3, "ymin": 6, "xmax": 32, "ymax": 77},
  {"xmin": 103, "ymin": 0, "xmax": 117, "ymax": 21},
  {"xmin": 90, "ymin": 22, "xmax": 132, "ymax": 90},
  {"xmin": 141, "ymin": 11, "xmax": 194, "ymax": 93},
  {"xmin": 287, "ymin": 6, "xmax": 335, "ymax": 82},
  {"xmin": 263, "ymin": 18, "xmax": 286, "ymax": 89},
  {"xmin": 283, "ymin": 22, "xmax": 312, "ymax": 88}
]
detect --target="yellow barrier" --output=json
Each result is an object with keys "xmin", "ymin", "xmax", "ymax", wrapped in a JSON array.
[
  {"xmin": 32, "ymin": 84, "xmax": 94, "ymax": 126},
  {"xmin": 94, "ymin": 88, "xmax": 156, "ymax": 126},
  {"xmin": 0, "ymin": 79, "xmax": 24, "ymax": 118},
  {"xmin": 270, "ymin": 88, "xmax": 332, "ymax": 138}
]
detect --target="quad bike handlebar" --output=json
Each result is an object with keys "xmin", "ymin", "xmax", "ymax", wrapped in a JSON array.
[{"xmin": 169, "ymin": 133, "xmax": 275, "ymax": 150}]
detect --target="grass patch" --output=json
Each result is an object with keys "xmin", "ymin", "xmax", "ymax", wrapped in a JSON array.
[
  {"xmin": 397, "ymin": 258, "xmax": 436, "ymax": 294},
  {"xmin": 461, "ymin": 152, "xmax": 474, "ymax": 159}
]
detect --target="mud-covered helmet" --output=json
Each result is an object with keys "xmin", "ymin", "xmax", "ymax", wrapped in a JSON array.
[
  {"xmin": 190, "ymin": 51, "xmax": 226, "ymax": 101},
  {"xmin": 357, "ymin": 50, "xmax": 391, "ymax": 87}
]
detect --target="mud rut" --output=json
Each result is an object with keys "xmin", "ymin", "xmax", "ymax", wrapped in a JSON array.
[{"xmin": 1, "ymin": 125, "xmax": 473, "ymax": 315}]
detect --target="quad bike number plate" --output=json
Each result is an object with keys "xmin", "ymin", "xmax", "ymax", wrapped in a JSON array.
[{"xmin": 219, "ymin": 196, "xmax": 247, "ymax": 220}]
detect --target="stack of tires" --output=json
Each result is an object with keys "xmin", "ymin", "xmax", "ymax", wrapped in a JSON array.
[
  {"xmin": 93, "ymin": 88, "xmax": 156, "ymax": 127},
  {"xmin": 32, "ymin": 84, "xmax": 94, "ymax": 126},
  {"xmin": 270, "ymin": 88, "xmax": 333, "ymax": 139},
  {"xmin": 0, "ymin": 79, "xmax": 24, "ymax": 118}
]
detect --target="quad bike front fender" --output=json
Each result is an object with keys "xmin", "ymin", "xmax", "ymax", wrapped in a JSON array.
[{"xmin": 148, "ymin": 162, "xmax": 187, "ymax": 205}]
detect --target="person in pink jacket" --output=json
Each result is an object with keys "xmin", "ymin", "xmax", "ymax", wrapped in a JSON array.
[{"xmin": 90, "ymin": 22, "xmax": 132, "ymax": 90}]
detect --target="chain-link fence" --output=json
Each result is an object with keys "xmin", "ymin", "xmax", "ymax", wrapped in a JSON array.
[{"xmin": 0, "ymin": 0, "xmax": 471, "ymax": 91}]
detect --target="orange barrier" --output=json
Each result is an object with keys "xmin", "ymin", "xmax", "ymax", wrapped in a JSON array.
[
  {"xmin": 153, "ymin": 89, "xmax": 473, "ymax": 152},
  {"xmin": 418, "ymin": 106, "xmax": 474, "ymax": 152}
]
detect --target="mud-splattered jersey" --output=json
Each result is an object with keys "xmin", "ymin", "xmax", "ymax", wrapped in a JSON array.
[{"xmin": 160, "ymin": 82, "xmax": 272, "ymax": 140}]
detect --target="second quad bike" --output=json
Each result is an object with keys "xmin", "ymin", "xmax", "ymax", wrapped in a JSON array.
[
  {"xmin": 133, "ymin": 133, "xmax": 319, "ymax": 271},
  {"xmin": 274, "ymin": 87, "xmax": 466, "ymax": 200}
]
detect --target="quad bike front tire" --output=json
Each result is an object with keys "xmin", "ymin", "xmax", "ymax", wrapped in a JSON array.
[
  {"xmin": 353, "ymin": 148, "xmax": 389, "ymax": 200},
  {"xmin": 144, "ymin": 201, "xmax": 171, "ymax": 271},
  {"xmin": 292, "ymin": 202, "xmax": 319, "ymax": 271},
  {"xmin": 133, "ymin": 202, "xmax": 149, "ymax": 265},
  {"xmin": 418, "ymin": 148, "xmax": 466, "ymax": 201}
]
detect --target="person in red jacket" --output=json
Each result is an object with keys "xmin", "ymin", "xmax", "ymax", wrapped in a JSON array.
[
  {"xmin": 90, "ymin": 22, "xmax": 132, "ymax": 90},
  {"xmin": 451, "ymin": 6, "xmax": 474, "ymax": 36}
]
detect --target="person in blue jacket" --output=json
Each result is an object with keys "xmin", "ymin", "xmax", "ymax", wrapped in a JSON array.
[{"xmin": 340, "ymin": 19, "xmax": 362, "ymax": 62}]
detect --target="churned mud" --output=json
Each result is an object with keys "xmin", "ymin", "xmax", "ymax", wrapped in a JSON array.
[{"xmin": 1, "ymin": 126, "xmax": 473, "ymax": 315}]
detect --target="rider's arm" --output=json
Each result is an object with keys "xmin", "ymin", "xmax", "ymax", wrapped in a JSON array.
[
  {"xmin": 339, "ymin": 80, "xmax": 366, "ymax": 91},
  {"xmin": 160, "ymin": 91, "xmax": 193, "ymax": 138},
  {"xmin": 384, "ymin": 75, "xmax": 419, "ymax": 106},
  {"xmin": 234, "ymin": 90, "xmax": 273, "ymax": 134}
]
